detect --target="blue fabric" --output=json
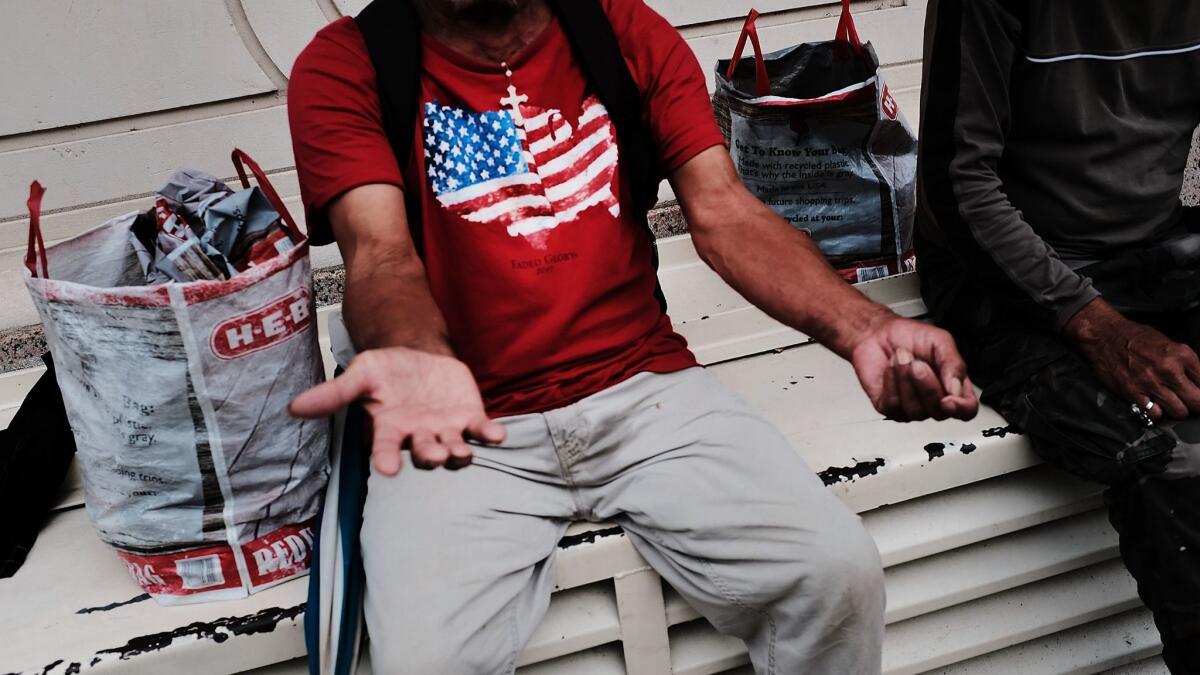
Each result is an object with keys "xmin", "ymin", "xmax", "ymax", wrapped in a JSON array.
[
  {"xmin": 304, "ymin": 519, "xmax": 321, "ymax": 674},
  {"xmin": 334, "ymin": 403, "xmax": 370, "ymax": 675},
  {"xmin": 305, "ymin": 370, "xmax": 371, "ymax": 675}
]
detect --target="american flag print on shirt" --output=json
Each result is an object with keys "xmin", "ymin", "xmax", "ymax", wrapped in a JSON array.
[{"xmin": 422, "ymin": 94, "xmax": 620, "ymax": 247}]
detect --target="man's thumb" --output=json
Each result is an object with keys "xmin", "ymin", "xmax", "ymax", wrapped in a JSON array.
[{"xmin": 289, "ymin": 369, "xmax": 368, "ymax": 418}]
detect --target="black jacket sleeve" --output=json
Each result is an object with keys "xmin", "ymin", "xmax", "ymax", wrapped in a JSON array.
[{"xmin": 917, "ymin": 0, "xmax": 1098, "ymax": 329}]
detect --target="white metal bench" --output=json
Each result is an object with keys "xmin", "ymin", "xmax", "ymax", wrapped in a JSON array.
[{"xmin": 0, "ymin": 235, "xmax": 1168, "ymax": 674}]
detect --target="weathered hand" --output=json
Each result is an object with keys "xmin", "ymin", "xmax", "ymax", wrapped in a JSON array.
[
  {"xmin": 1065, "ymin": 299, "xmax": 1200, "ymax": 421},
  {"xmin": 288, "ymin": 347, "xmax": 506, "ymax": 475},
  {"xmin": 850, "ymin": 315, "xmax": 979, "ymax": 422}
]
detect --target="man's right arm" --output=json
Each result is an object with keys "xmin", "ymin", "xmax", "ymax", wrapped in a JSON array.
[
  {"xmin": 287, "ymin": 185, "xmax": 507, "ymax": 474},
  {"xmin": 328, "ymin": 184, "xmax": 452, "ymax": 356},
  {"xmin": 285, "ymin": 26, "xmax": 505, "ymax": 469}
]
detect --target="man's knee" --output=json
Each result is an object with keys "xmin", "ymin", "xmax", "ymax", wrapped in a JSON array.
[
  {"xmin": 753, "ymin": 515, "xmax": 884, "ymax": 613},
  {"xmin": 807, "ymin": 520, "xmax": 885, "ymax": 608}
]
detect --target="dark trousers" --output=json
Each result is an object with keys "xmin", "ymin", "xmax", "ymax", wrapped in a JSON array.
[{"xmin": 928, "ymin": 227, "xmax": 1200, "ymax": 674}]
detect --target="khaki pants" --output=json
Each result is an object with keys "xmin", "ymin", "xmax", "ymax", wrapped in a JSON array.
[{"xmin": 357, "ymin": 365, "xmax": 885, "ymax": 674}]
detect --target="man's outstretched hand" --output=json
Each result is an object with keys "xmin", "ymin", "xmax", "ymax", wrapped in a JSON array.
[
  {"xmin": 289, "ymin": 347, "xmax": 506, "ymax": 476},
  {"xmin": 850, "ymin": 315, "xmax": 979, "ymax": 422}
]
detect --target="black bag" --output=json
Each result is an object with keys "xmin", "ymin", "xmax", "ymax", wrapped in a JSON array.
[
  {"xmin": 713, "ymin": 2, "xmax": 918, "ymax": 283},
  {"xmin": 0, "ymin": 353, "xmax": 77, "ymax": 578}
]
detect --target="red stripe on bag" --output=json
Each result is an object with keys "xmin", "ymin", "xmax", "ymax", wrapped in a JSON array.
[
  {"xmin": 752, "ymin": 81, "xmax": 876, "ymax": 108},
  {"xmin": 117, "ymin": 545, "xmax": 242, "ymax": 596},
  {"xmin": 25, "ymin": 181, "xmax": 49, "ymax": 278},
  {"xmin": 231, "ymin": 148, "xmax": 306, "ymax": 242},
  {"xmin": 835, "ymin": 0, "xmax": 863, "ymax": 49},
  {"xmin": 726, "ymin": 10, "xmax": 772, "ymax": 97},
  {"xmin": 115, "ymin": 519, "xmax": 318, "ymax": 597},
  {"xmin": 242, "ymin": 520, "xmax": 319, "ymax": 588}
]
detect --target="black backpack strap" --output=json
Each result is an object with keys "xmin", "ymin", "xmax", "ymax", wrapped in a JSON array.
[
  {"xmin": 549, "ymin": 0, "xmax": 667, "ymax": 310},
  {"xmin": 355, "ymin": 0, "xmax": 427, "ymax": 256},
  {"xmin": 548, "ymin": 0, "xmax": 660, "ymax": 215}
]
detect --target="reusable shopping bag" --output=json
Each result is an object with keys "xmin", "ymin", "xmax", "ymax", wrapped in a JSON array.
[
  {"xmin": 22, "ymin": 150, "xmax": 330, "ymax": 605},
  {"xmin": 713, "ymin": 1, "xmax": 918, "ymax": 282}
]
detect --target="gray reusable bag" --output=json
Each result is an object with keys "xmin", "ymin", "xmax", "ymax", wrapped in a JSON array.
[
  {"xmin": 713, "ymin": 2, "xmax": 917, "ymax": 280},
  {"xmin": 21, "ymin": 150, "xmax": 329, "ymax": 605}
]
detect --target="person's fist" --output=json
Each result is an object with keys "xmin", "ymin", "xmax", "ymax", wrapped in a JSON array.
[{"xmin": 850, "ymin": 316, "xmax": 979, "ymax": 422}]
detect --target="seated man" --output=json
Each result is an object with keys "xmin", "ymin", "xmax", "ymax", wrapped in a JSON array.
[
  {"xmin": 917, "ymin": 0, "xmax": 1200, "ymax": 670},
  {"xmin": 288, "ymin": 0, "xmax": 977, "ymax": 671}
]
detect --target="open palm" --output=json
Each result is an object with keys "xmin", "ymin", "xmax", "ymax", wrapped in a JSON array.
[{"xmin": 289, "ymin": 347, "xmax": 506, "ymax": 475}]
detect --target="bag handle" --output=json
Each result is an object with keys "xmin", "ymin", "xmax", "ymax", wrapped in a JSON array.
[
  {"xmin": 835, "ymin": 0, "xmax": 863, "ymax": 49},
  {"xmin": 231, "ymin": 148, "xmax": 306, "ymax": 240},
  {"xmin": 725, "ymin": 9, "xmax": 771, "ymax": 97},
  {"xmin": 25, "ymin": 181, "xmax": 49, "ymax": 279}
]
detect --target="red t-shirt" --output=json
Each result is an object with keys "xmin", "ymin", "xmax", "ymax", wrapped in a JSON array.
[{"xmin": 289, "ymin": 0, "xmax": 724, "ymax": 416}]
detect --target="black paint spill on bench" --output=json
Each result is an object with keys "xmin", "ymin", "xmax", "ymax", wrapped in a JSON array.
[
  {"xmin": 558, "ymin": 526, "xmax": 624, "ymax": 549},
  {"xmin": 7, "ymin": 658, "xmax": 73, "ymax": 675},
  {"xmin": 76, "ymin": 593, "xmax": 151, "ymax": 615},
  {"xmin": 94, "ymin": 603, "xmax": 305, "ymax": 661},
  {"xmin": 818, "ymin": 458, "xmax": 886, "ymax": 486},
  {"xmin": 926, "ymin": 441, "xmax": 981, "ymax": 460},
  {"xmin": 982, "ymin": 425, "xmax": 1021, "ymax": 438}
]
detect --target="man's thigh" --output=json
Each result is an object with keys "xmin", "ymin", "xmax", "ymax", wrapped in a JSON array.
[
  {"xmin": 583, "ymin": 370, "xmax": 884, "ymax": 643},
  {"xmin": 991, "ymin": 354, "xmax": 1181, "ymax": 486},
  {"xmin": 360, "ymin": 415, "xmax": 576, "ymax": 673}
]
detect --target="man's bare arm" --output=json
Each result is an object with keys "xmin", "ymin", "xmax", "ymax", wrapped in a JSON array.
[
  {"xmin": 329, "ymin": 184, "xmax": 454, "ymax": 356},
  {"xmin": 672, "ymin": 146, "xmax": 978, "ymax": 422},
  {"xmin": 289, "ymin": 184, "xmax": 505, "ymax": 474}
]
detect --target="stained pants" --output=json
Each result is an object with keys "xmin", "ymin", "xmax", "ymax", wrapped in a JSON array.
[
  {"xmin": 925, "ymin": 227, "xmax": 1200, "ymax": 674},
  {"xmin": 358, "ymin": 367, "xmax": 885, "ymax": 674}
]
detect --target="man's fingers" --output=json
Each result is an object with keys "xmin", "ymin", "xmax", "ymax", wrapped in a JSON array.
[
  {"xmin": 880, "ymin": 357, "xmax": 904, "ymax": 420},
  {"xmin": 894, "ymin": 351, "xmax": 926, "ymax": 422},
  {"xmin": 443, "ymin": 446, "xmax": 474, "ymax": 470},
  {"xmin": 1185, "ymin": 353, "xmax": 1200, "ymax": 388},
  {"xmin": 1171, "ymin": 377, "xmax": 1200, "ymax": 416},
  {"xmin": 370, "ymin": 422, "xmax": 405, "ymax": 477},
  {"xmin": 466, "ymin": 418, "xmax": 507, "ymax": 445},
  {"xmin": 928, "ymin": 332, "xmax": 970, "ymax": 393},
  {"xmin": 437, "ymin": 428, "xmax": 475, "ymax": 470},
  {"xmin": 410, "ymin": 430, "xmax": 449, "ymax": 469},
  {"xmin": 1169, "ymin": 355, "xmax": 1200, "ymax": 415},
  {"xmin": 851, "ymin": 346, "xmax": 888, "ymax": 411},
  {"xmin": 1149, "ymin": 388, "xmax": 1188, "ymax": 420},
  {"xmin": 928, "ymin": 332, "xmax": 979, "ymax": 422},
  {"xmin": 909, "ymin": 359, "xmax": 949, "ymax": 421},
  {"xmin": 289, "ymin": 367, "xmax": 371, "ymax": 418}
]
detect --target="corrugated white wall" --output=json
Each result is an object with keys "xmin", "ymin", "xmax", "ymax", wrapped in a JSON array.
[{"xmin": 0, "ymin": 0, "xmax": 926, "ymax": 331}]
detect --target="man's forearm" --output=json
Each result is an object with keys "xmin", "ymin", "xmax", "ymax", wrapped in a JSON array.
[
  {"xmin": 694, "ymin": 195, "xmax": 892, "ymax": 359},
  {"xmin": 327, "ymin": 184, "xmax": 456, "ymax": 358},
  {"xmin": 342, "ymin": 259, "xmax": 455, "ymax": 357}
]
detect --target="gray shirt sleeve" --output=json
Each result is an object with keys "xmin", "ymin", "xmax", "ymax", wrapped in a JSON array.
[{"xmin": 918, "ymin": 0, "xmax": 1098, "ymax": 328}]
